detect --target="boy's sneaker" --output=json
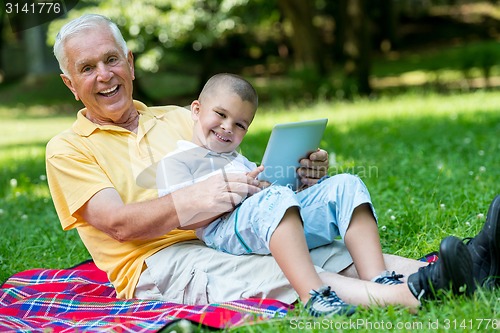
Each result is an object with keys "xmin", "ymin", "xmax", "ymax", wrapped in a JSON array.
[
  {"xmin": 465, "ymin": 195, "xmax": 500, "ymax": 289},
  {"xmin": 372, "ymin": 271, "xmax": 404, "ymax": 285},
  {"xmin": 407, "ymin": 236, "xmax": 474, "ymax": 300},
  {"xmin": 305, "ymin": 286, "xmax": 356, "ymax": 317}
]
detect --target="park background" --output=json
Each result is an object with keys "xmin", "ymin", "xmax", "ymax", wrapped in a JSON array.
[{"xmin": 1, "ymin": 1, "xmax": 499, "ymax": 332}]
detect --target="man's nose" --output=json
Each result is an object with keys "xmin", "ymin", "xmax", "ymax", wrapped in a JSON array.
[{"xmin": 96, "ymin": 63, "xmax": 113, "ymax": 81}]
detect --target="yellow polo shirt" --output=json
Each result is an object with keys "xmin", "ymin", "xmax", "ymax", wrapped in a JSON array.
[{"xmin": 46, "ymin": 100, "xmax": 197, "ymax": 299}]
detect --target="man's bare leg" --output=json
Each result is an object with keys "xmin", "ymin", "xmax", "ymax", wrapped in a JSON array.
[
  {"xmin": 340, "ymin": 254, "xmax": 427, "ymax": 281},
  {"xmin": 319, "ymin": 271, "xmax": 420, "ymax": 309}
]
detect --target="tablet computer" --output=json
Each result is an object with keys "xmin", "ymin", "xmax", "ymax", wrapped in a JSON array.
[{"xmin": 257, "ymin": 118, "xmax": 328, "ymax": 190}]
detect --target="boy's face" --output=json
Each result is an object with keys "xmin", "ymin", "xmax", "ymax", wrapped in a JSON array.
[{"xmin": 191, "ymin": 88, "xmax": 255, "ymax": 153}]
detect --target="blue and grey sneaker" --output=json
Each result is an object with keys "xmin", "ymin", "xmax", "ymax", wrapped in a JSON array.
[
  {"xmin": 305, "ymin": 286, "xmax": 356, "ymax": 317},
  {"xmin": 372, "ymin": 271, "xmax": 404, "ymax": 285}
]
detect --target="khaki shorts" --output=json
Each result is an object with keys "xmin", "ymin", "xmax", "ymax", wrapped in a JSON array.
[{"xmin": 134, "ymin": 239, "xmax": 352, "ymax": 305}]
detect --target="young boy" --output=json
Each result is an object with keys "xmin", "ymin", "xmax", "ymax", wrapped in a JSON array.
[{"xmin": 156, "ymin": 73, "xmax": 453, "ymax": 316}]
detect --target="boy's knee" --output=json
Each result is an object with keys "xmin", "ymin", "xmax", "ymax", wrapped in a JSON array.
[{"xmin": 326, "ymin": 173, "xmax": 364, "ymax": 188}]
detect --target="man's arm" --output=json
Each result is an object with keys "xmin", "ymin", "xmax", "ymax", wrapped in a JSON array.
[{"xmin": 77, "ymin": 172, "xmax": 262, "ymax": 242}]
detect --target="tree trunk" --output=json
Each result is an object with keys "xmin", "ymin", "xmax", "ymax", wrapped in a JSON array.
[
  {"xmin": 378, "ymin": 0, "xmax": 399, "ymax": 51},
  {"xmin": 343, "ymin": 0, "xmax": 372, "ymax": 96},
  {"xmin": 277, "ymin": 0, "xmax": 325, "ymax": 73},
  {"xmin": 332, "ymin": 0, "xmax": 347, "ymax": 63}
]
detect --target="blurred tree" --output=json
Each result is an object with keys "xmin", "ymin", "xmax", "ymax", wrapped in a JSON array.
[
  {"xmin": 47, "ymin": 0, "xmax": 255, "ymax": 101},
  {"xmin": 276, "ymin": 0, "xmax": 325, "ymax": 73},
  {"xmin": 0, "ymin": 9, "xmax": 4, "ymax": 81},
  {"xmin": 337, "ymin": 0, "xmax": 372, "ymax": 96},
  {"xmin": 46, "ymin": 0, "xmax": 391, "ymax": 100},
  {"xmin": 369, "ymin": 0, "xmax": 399, "ymax": 52}
]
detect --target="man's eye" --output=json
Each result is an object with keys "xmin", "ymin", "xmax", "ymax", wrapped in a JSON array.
[
  {"xmin": 81, "ymin": 66, "xmax": 92, "ymax": 73},
  {"xmin": 108, "ymin": 57, "xmax": 118, "ymax": 64}
]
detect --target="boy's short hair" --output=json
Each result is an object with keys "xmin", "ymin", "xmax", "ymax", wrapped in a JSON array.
[{"xmin": 200, "ymin": 73, "xmax": 258, "ymax": 108}]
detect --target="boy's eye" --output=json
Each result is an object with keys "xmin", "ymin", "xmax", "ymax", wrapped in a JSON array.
[
  {"xmin": 236, "ymin": 123, "xmax": 247, "ymax": 130},
  {"xmin": 215, "ymin": 111, "xmax": 225, "ymax": 118}
]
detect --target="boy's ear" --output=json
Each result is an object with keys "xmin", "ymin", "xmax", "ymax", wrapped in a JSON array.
[{"xmin": 191, "ymin": 100, "xmax": 201, "ymax": 120}]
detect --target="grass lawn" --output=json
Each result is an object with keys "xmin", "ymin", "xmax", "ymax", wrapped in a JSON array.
[{"xmin": 1, "ymin": 90, "xmax": 500, "ymax": 332}]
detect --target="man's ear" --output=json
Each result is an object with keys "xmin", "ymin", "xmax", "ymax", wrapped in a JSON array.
[
  {"xmin": 60, "ymin": 74, "xmax": 80, "ymax": 101},
  {"xmin": 127, "ymin": 50, "xmax": 135, "ymax": 80},
  {"xmin": 191, "ymin": 100, "xmax": 201, "ymax": 120}
]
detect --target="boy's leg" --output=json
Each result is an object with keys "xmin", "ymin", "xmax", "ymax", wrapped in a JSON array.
[
  {"xmin": 297, "ymin": 174, "xmax": 391, "ymax": 280},
  {"xmin": 200, "ymin": 186, "xmax": 336, "ymax": 301},
  {"xmin": 269, "ymin": 207, "xmax": 324, "ymax": 302},
  {"xmin": 343, "ymin": 203, "xmax": 386, "ymax": 280}
]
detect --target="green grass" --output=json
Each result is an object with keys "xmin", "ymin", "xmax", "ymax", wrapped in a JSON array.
[{"xmin": 1, "ymin": 91, "xmax": 500, "ymax": 332}]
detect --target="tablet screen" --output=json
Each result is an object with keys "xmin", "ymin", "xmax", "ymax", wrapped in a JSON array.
[{"xmin": 258, "ymin": 118, "xmax": 328, "ymax": 190}]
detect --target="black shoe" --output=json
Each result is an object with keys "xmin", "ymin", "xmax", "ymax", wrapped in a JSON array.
[
  {"xmin": 305, "ymin": 286, "xmax": 356, "ymax": 317},
  {"xmin": 465, "ymin": 195, "xmax": 500, "ymax": 289},
  {"xmin": 407, "ymin": 236, "xmax": 474, "ymax": 300}
]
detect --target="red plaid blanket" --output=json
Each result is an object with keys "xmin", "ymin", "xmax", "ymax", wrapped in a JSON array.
[{"xmin": 0, "ymin": 260, "xmax": 290, "ymax": 332}]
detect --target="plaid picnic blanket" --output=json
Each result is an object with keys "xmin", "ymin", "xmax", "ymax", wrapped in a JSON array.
[{"xmin": 0, "ymin": 260, "xmax": 290, "ymax": 332}]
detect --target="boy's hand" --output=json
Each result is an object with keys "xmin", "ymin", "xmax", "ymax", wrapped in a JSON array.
[
  {"xmin": 247, "ymin": 165, "xmax": 271, "ymax": 190},
  {"xmin": 298, "ymin": 149, "xmax": 329, "ymax": 188}
]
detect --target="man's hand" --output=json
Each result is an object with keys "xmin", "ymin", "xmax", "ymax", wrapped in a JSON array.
[
  {"xmin": 297, "ymin": 149, "xmax": 329, "ymax": 189},
  {"xmin": 173, "ymin": 171, "xmax": 262, "ymax": 228}
]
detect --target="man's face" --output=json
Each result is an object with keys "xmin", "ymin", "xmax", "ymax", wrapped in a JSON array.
[
  {"xmin": 191, "ymin": 89, "xmax": 255, "ymax": 153},
  {"xmin": 60, "ymin": 27, "xmax": 136, "ymax": 124}
]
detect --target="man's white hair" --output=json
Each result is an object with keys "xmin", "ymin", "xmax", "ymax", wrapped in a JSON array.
[{"xmin": 53, "ymin": 14, "xmax": 128, "ymax": 75}]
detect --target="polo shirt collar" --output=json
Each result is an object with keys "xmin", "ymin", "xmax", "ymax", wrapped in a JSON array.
[{"xmin": 72, "ymin": 100, "xmax": 159, "ymax": 137}]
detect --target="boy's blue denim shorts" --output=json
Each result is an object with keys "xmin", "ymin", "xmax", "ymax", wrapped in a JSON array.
[{"xmin": 197, "ymin": 173, "xmax": 377, "ymax": 255}]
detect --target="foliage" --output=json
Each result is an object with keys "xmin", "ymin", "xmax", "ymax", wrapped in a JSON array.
[
  {"xmin": 47, "ymin": 0, "xmax": 263, "ymax": 73},
  {"xmin": 40, "ymin": 0, "xmax": 500, "ymax": 103}
]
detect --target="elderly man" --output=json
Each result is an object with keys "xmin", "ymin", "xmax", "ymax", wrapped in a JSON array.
[{"xmin": 46, "ymin": 13, "xmax": 498, "ymax": 316}]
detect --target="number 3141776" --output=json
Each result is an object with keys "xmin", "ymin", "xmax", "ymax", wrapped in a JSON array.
[{"xmin": 5, "ymin": 2, "xmax": 61, "ymax": 14}]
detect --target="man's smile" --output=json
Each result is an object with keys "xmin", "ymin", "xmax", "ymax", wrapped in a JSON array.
[{"xmin": 98, "ymin": 85, "xmax": 119, "ymax": 97}]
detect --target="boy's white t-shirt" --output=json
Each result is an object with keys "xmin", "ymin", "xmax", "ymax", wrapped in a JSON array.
[{"xmin": 157, "ymin": 140, "xmax": 257, "ymax": 197}]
